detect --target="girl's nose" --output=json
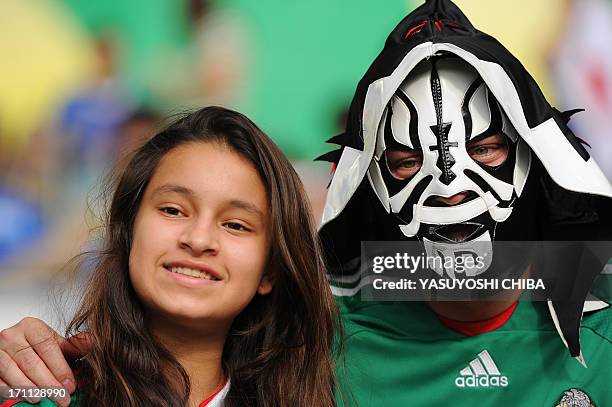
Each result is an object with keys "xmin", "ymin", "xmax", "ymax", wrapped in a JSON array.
[{"xmin": 178, "ymin": 220, "xmax": 220, "ymax": 256}]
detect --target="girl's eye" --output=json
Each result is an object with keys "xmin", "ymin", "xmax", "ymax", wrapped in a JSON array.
[
  {"xmin": 160, "ymin": 207, "xmax": 184, "ymax": 217},
  {"xmin": 224, "ymin": 222, "xmax": 250, "ymax": 232}
]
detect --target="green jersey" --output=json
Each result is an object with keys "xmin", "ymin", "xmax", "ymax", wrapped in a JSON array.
[
  {"xmin": 335, "ymin": 297, "xmax": 611, "ymax": 406},
  {"xmin": 0, "ymin": 394, "xmax": 78, "ymax": 407}
]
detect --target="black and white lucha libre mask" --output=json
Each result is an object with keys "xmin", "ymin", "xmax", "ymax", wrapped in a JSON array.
[
  {"xmin": 368, "ymin": 56, "xmax": 531, "ymax": 251},
  {"xmin": 318, "ymin": 0, "xmax": 612, "ymax": 358}
]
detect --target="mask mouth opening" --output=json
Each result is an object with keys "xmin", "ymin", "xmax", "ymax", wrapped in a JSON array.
[
  {"xmin": 423, "ymin": 191, "xmax": 479, "ymax": 207},
  {"xmin": 430, "ymin": 222, "xmax": 483, "ymax": 243}
]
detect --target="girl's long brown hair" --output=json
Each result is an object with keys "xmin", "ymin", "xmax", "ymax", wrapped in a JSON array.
[{"xmin": 67, "ymin": 106, "xmax": 341, "ymax": 406}]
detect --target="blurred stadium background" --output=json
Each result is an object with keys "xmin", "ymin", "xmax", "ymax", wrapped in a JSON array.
[{"xmin": 1, "ymin": 0, "xmax": 612, "ymax": 328}]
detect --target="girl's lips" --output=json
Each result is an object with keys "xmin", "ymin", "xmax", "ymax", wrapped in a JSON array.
[
  {"xmin": 163, "ymin": 266, "xmax": 222, "ymax": 286},
  {"xmin": 162, "ymin": 261, "xmax": 222, "ymax": 280}
]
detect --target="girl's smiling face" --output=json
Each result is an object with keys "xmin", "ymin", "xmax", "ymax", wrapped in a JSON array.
[{"xmin": 129, "ymin": 141, "xmax": 272, "ymax": 331}]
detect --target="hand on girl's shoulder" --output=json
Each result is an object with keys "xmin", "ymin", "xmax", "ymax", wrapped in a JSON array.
[{"xmin": 1, "ymin": 362, "xmax": 84, "ymax": 407}]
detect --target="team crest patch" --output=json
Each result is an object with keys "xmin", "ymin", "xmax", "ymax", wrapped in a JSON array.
[{"xmin": 555, "ymin": 388, "xmax": 595, "ymax": 407}]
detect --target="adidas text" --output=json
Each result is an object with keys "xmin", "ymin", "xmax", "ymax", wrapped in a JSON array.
[{"xmin": 454, "ymin": 375, "xmax": 508, "ymax": 388}]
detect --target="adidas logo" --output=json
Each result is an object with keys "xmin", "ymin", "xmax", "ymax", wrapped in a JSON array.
[{"xmin": 454, "ymin": 350, "xmax": 509, "ymax": 388}]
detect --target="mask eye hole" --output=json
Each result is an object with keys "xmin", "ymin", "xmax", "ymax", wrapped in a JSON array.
[
  {"xmin": 385, "ymin": 148, "xmax": 423, "ymax": 180},
  {"xmin": 467, "ymin": 133, "xmax": 509, "ymax": 167}
]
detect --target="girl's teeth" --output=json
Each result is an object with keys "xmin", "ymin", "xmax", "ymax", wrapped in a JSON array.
[{"xmin": 170, "ymin": 267, "xmax": 218, "ymax": 280}]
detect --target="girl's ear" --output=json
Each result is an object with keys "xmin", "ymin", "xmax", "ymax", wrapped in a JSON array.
[{"xmin": 257, "ymin": 274, "xmax": 274, "ymax": 295}]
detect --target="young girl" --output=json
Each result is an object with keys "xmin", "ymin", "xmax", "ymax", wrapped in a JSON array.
[{"xmin": 0, "ymin": 106, "xmax": 339, "ymax": 406}]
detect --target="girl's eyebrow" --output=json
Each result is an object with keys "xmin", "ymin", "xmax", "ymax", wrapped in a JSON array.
[
  {"xmin": 151, "ymin": 184, "xmax": 264, "ymax": 218},
  {"xmin": 151, "ymin": 184, "xmax": 195, "ymax": 198},
  {"xmin": 228, "ymin": 199, "xmax": 265, "ymax": 218}
]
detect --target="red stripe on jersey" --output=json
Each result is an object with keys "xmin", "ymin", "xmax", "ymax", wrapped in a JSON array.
[
  {"xmin": 199, "ymin": 379, "xmax": 228, "ymax": 407},
  {"xmin": 0, "ymin": 400, "xmax": 21, "ymax": 407},
  {"xmin": 436, "ymin": 302, "xmax": 518, "ymax": 336}
]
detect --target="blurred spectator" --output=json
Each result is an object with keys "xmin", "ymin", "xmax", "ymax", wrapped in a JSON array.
[
  {"xmin": 149, "ymin": 0, "xmax": 251, "ymax": 109},
  {"xmin": 189, "ymin": 0, "xmax": 250, "ymax": 105},
  {"xmin": 58, "ymin": 36, "xmax": 132, "ymax": 178},
  {"xmin": 0, "ymin": 187, "xmax": 46, "ymax": 268}
]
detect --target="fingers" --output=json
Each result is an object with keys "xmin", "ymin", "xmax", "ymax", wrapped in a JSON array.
[
  {"xmin": 59, "ymin": 333, "xmax": 92, "ymax": 361},
  {"xmin": 11, "ymin": 347, "xmax": 72, "ymax": 406},
  {"xmin": 24, "ymin": 327, "xmax": 77, "ymax": 393},
  {"xmin": 0, "ymin": 377, "xmax": 6, "ymax": 399},
  {"xmin": 0, "ymin": 318, "xmax": 73, "ymax": 407},
  {"xmin": 0, "ymin": 348, "xmax": 40, "ymax": 404},
  {"xmin": 0, "ymin": 377, "xmax": 10, "ymax": 400}
]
